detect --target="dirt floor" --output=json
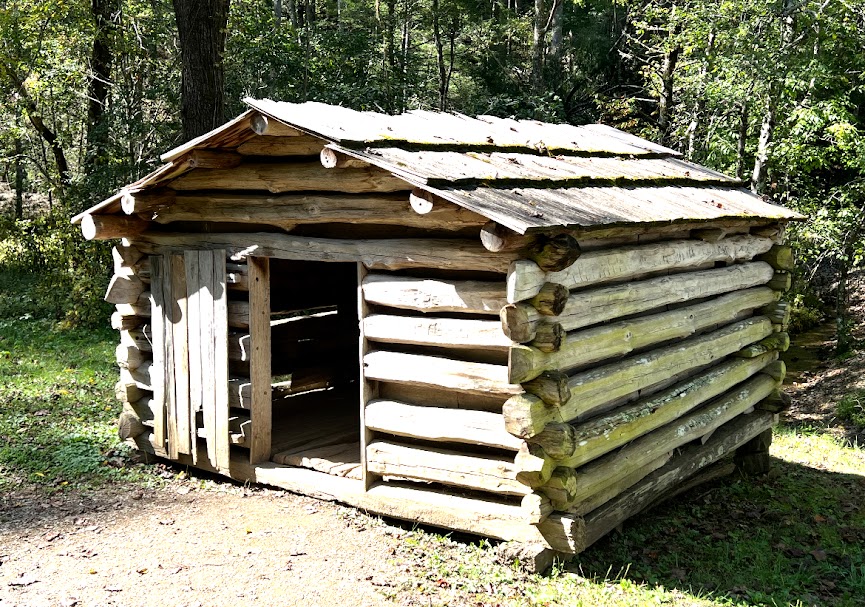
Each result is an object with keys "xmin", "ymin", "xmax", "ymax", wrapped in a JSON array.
[{"xmin": 0, "ymin": 477, "xmax": 409, "ymax": 607}]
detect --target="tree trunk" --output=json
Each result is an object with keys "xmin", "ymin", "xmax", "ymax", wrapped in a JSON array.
[
  {"xmin": 531, "ymin": 0, "xmax": 547, "ymax": 92},
  {"xmin": 14, "ymin": 136, "xmax": 23, "ymax": 220},
  {"xmin": 750, "ymin": 89, "xmax": 777, "ymax": 194},
  {"xmin": 735, "ymin": 101, "xmax": 749, "ymax": 180},
  {"xmin": 657, "ymin": 43, "xmax": 681, "ymax": 146},
  {"xmin": 432, "ymin": 0, "xmax": 447, "ymax": 110},
  {"xmin": 548, "ymin": 0, "xmax": 563, "ymax": 61},
  {"xmin": 274, "ymin": 0, "xmax": 282, "ymax": 21},
  {"xmin": 172, "ymin": 0, "xmax": 231, "ymax": 141},
  {"xmin": 85, "ymin": 0, "xmax": 119, "ymax": 171},
  {"xmin": 685, "ymin": 32, "xmax": 714, "ymax": 161}
]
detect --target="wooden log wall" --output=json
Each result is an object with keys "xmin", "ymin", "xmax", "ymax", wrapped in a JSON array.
[{"xmin": 497, "ymin": 228, "xmax": 793, "ymax": 544}]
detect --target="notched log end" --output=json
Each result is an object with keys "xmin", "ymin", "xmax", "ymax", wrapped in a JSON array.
[
  {"xmin": 530, "ymin": 282, "xmax": 568, "ymax": 316},
  {"xmin": 514, "ymin": 442, "xmax": 555, "ymax": 488},
  {"xmin": 524, "ymin": 234, "xmax": 581, "ymax": 273},
  {"xmin": 531, "ymin": 322, "xmax": 564, "ymax": 353},
  {"xmin": 522, "ymin": 371, "xmax": 572, "ymax": 406},
  {"xmin": 500, "ymin": 304, "xmax": 538, "ymax": 343}
]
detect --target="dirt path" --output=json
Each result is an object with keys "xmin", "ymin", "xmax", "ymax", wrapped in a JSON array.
[{"xmin": 0, "ymin": 482, "xmax": 404, "ymax": 607}]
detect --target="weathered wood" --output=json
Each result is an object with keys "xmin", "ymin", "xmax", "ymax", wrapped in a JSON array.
[
  {"xmin": 184, "ymin": 251, "xmax": 203, "ymax": 465},
  {"xmin": 568, "ymin": 453, "xmax": 672, "ymax": 517},
  {"xmin": 362, "ymin": 274, "xmax": 508, "ymax": 315},
  {"xmin": 761, "ymin": 360, "xmax": 786, "ymax": 383},
  {"xmin": 514, "ymin": 442, "xmax": 555, "ymax": 488},
  {"xmin": 159, "ymin": 255, "xmax": 179, "ymax": 460},
  {"xmin": 110, "ymin": 312, "xmax": 144, "ymax": 331},
  {"xmin": 522, "ymin": 371, "xmax": 571, "ymax": 406},
  {"xmin": 508, "ymin": 287, "xmax": 776, "ymax": 383},
  {"xmin": 755, "ymin": 388, "xmax": 792, "ymax": 413},
  {"xmin": 151, "ymin": 191, "xmax": 487, "ymax": 231},
  {"xmin": 507, "ymin": 234, "xmax": 774, "ymax": 303},
  {"xmin": 114, "ymin": 379, "xmax": 148, "ymax": 404},
  {"xmin": 758, "ymin": 245, "xmax": 794, "ymax": 271},
  {"xmin": 112, "ymin": 244, "xmax": 144, "ymax": 271},
  {"xmin": 248, "ymin": 257, "xmax": 272, "ymax": 464},
  {"xmin": 104, "ymin": 273, "xmax": 145, "ymax": 304},
  {"xmin": 81, "ymin": 213, "xmax": 149, "ymax": 241},
  {"xmin": 409, "ymin": 188, "xmax": 435, "ymax": 214},
  {"xmin": 120, "ymin": 189, "xmax": 175, "ymax": 215},
  {"xmin": 118, "ymin": 411, "xmax": 146, "ymax": 440},
  {"xmin": 363, "ymin": 315, "xmax": 510, "ymax": 350},
  {"xmin": 148, "ymin": 256, "xmax": 167, "ymax": 456},
  {"xmin": 521, "ymin": 492, "xmax": 554, "ymax": 525},
  {"xmin": 320, "ymin": 147, "xmax": 369, "ymax": 169},
  {"xmin": 367, "ymin": 440, "xmax": 529, "ymax": 496},
  {"xmin": 358, "ymin": 263, "xmax": 378, "ymax": 489},
  {"xmin": 120, "ymin": 328, "xmax": 152, "ymax": 353},
  {"xmin": 114, "ymin": 292, "xmax": 253, "ymax": 330},
  {"xmin": 212, "ymin": 252, "xmax": 231, "ymax": 472},
  {"xmin": 228, "ymin": 367, "xmax": 339, "ymax": 408},
  {"xmin": 691, "ymin": 228, "xmax": 727, "ymax": 242},
  {"xmin": 236, "ymin": 135, "xmax": 325, "ymax": 156},
  {"xmin": 737, "ymin": 428, "xmax": 773, "ymax": 454},
  {"xmin": 363, "ymin": 351, "xmax": 521, "ymax": 398},
  {"xmin": 502, "ymin": 262, "xmax": 774, "ymax": 343},
  {"xmin": 365, "ymin": 400, "xmax": 521, "ymax": 451},
  {"xmin": 768, "ymin": 271, "xmax": 792, "ymax": 291},
  {"xmin": 549, "ymin": 375, "xmax": 778, "ymax": 510},
  {"xmin": 115, "ymin": 343, "xmax": 146, "ymax": 370},
  {"xmin": 531, "ymin": 353, "xmax": 777, "ymax": 466},
  {"xmin": 378, "ymin": 383, "xmax": 507, "ymax": 413},
  {"xmin": 250, "ymin": 114, "xmax": 302, "ymax": 136},
  {"xmin": 495, "ymin": 541, "xmax": 560, "ymax": 574},
  {"xmin": 480, "ymin": 221, "xmax": 532, "ymax": 253},
  {"xmin": 133, "ymin": 232, "xmax": 518, "ymax": 273},
  {"xmin": 187, "ymin": 149, "xmax": 243, "ymax": 169},
  {"xmin": 736, "ymin": 332, "xmax": 790, "ymax": 357},
  {"xmin": 530, "ymin": 283, "xmax": 568, "ymax": 316},
  {"xmin": 582, "ymin": 411, "xmax": 775, "ymax": 548},
  {"xmin": 169, "ymin": 254, "xmax": 192, "ymax": 456},
  {"xmin": 524, "ymin": 234, "xmax": 581, "ymax": 273},
  {"xmin": 503, "ymin": 317, "xmax": 774, "ymax": 438},
  {"xmin": 531, "ymin": 322, "xmax": 564, "ymax": 353},
  {"xmin": 169, "ymin": 162, "xmax": 409, "ymax": 194},
  {"xmin": 761, "ymin": 300, "xmax": 791, "ymax": 326}
]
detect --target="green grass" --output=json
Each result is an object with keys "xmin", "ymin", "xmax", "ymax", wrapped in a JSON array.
[
  {"xmin": 836, "ymin": 390, "xmax": 865, "ymax": 429},
  {"xmin": 0, "ymin": 315, "xmax": 146, "ymax": 489}
]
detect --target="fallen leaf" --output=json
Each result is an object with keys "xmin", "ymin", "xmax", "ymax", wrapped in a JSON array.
[
  {"xmin": 436, "ymin": 578, "xmax": 450, "ymax": 588},
  {"xmin": 811, "ymin": 549, "xmax": 827, "ymax": 562},
  {"xmin": 814, "ymin": 514, "xmax": 827, "ymax": 523},
  {"xmin": 136, "ymin": 568, "xmax": 148, "ymax": 574}
]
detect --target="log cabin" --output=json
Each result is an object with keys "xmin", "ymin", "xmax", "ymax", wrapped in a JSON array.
[{"xmin": 73, "ymin": 99, "xmax": 803, "ymax": 558}]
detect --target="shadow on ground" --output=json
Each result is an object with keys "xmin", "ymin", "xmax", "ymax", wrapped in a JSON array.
[{"xmin": 574, "ymin": 457, "xmax": 865, "ymax": 606}]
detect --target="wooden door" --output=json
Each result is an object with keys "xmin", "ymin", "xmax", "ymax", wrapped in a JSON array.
[{"xmin": 149, "ymin": 249, "xmax": 230, "ymax": 471}]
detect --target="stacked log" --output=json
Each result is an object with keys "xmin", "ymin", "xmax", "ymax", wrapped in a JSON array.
[{"xmin": 494, "ymin": 228, "xmax": 792, "ymax": 544}]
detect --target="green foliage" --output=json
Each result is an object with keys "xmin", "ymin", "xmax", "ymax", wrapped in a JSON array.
[
  {"xmin": 0, "ymin": 317, "xmax": 146, "ymax": 488},
  {"xmin": 836, "ymin": 390, "xmax": 865, "ymax": 429}
]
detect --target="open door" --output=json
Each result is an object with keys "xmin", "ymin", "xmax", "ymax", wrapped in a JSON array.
[{"xmin": 149, "ymin": 249, "xmax": 230, "ymax": 472}]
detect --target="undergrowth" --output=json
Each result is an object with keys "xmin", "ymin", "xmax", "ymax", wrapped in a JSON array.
[{"xmin": 836, "ymin": 390, "xmax": 865, "ymax": 429}]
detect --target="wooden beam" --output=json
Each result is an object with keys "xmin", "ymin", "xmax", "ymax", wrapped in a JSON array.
[
  {"xmin": 363, "ymin": 350, "xmax": 522, "ymax": 398},
  {"xmin": 120, "ymin": 190, "xmax": 176, "ymax": 215},
  {"xmin": 151, "ymin": 192, "xmax": 487, "ymax": 231},
  {"xmin": 236, "ymin": 135, "xmax": 325, "ymax": 156},
  {"xmin": 367, "ymin": 440, "xmax": 530, "ymax": 496},
  {"xmin": 184, "ymin": 251, "xmax": 202, "ymax": 465},
  {"xmin": 248, "ymin": 257, "xmax": 272, "ymax": 464},
  {"xmin": 508, "ymin": 287, "xmax": 777, "ymax": 383},
  {"xmin": 212, "ymin": 251, "xmax": 231, "ymax": 472},
  {"xmin": 365, "ymin": 400, "xmax": 521, "ymax": 450},
  {"xmin": 228, "ymin": 367, "xmax": 339, "ymax": 408},
  {"xmin": 133, "ymin": 232, "xmax": 518, "ymax": 273},
  {"xmin": 530, "ymin": 352, "xmax": 777, "ymax": 466},
  {"xmin": 502, "ymin": 317, "xmax": 774, "ymax": 439},
  {"xmin": 148, "ymin": 256, "xmax": 167, "ymax": 456},
  {"xmin": 358, "ymin": 263, "xmax": 378, "ymax": 490},
  {"xmin": 506, "ymin": 234, "xmax": 774, "ymax": 303},
  {"xmin": 362, "ymin": 274, "xmax": 508, "ymax": 315},
  {"xmin": 170, "ymin": 254, "xmax": 192, "ymax": 456},
  {"xmin": 480, "ymin": 221, "xmax": 533, "ymax": 253},
  {"xmin": 81, "ymin": 213, "xmax": 149, "ymax": 240},
  {"xmin": 187, "ymin": 149, "xmax": 243, "ymax": 169},
  {"xmin": 250, "ymin": 114, "xmax": 302, "ymax": 136},
  {"xmin": 168, "ymin": 162, "xmax": 410, "ymax": 194},
  {"xmin": 502, "ymin": 262, "xmax": 774, "ymax": 343},
  {"xmin": 363, "ymin": 315, "xmax": 510, "ymax": 350},
  {"xmin": 104, "ymin": 273, "xmax": 145, "ymax": 304},
  {"xmin": 758, "ymin": 245, "xmax": 794, "ymax": 270},
  {"xmin": 320, "ymin": 148, "xmax": 369, "ymax": 169}
]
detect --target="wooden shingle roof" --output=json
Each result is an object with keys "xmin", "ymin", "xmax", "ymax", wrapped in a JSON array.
[{"xmin": 75, "ymin": 99, "xmax": 803, "ymax": 232}]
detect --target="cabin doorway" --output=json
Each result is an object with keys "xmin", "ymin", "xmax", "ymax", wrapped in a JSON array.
[{"xmin": 258, "ymin": 260, "xmax": 362, "ymax": 479}]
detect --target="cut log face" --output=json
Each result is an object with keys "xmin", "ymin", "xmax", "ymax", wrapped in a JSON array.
[
  {"xmin": 82, "ymin": 214, "xmax": 149, "ymax": 241},
  {"xmin": 506, "ymin": 234, "xmax": 774, "ymax": 303}
]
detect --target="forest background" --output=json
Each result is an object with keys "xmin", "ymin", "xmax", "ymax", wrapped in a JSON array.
[{"xmin": 1, "ymin": 0, "xmax": 864, "ymax": 341}]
